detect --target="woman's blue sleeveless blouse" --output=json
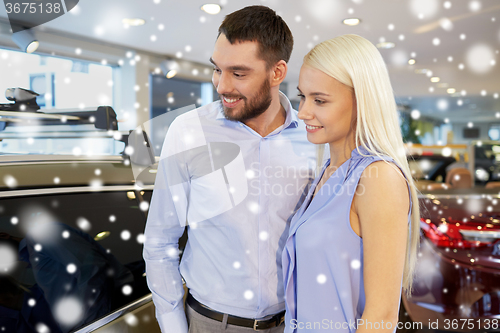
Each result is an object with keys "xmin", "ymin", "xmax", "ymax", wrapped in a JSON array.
[{"xmin": 282, "ymin": 145, "xmax": 412, "ymax": 333}]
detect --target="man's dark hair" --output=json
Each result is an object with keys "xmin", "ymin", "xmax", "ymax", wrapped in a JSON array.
[{"xmin": 218, "ymin": 5, "xmax": 293, "ymax": 70}]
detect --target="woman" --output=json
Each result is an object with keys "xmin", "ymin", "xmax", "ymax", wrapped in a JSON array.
[{"xmin": 282, "ymin": 34, "xmax": 420, "ymax": 333}]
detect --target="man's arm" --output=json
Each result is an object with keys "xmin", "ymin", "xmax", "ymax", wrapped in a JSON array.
[{"xmin": 143, "ymin": 119, "xmax": 190, "ymax": 333}]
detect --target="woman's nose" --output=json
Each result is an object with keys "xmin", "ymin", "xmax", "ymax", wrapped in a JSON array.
[{"xmin": 297, "ymin": 102, "xmax": 313, "ymax": 120}]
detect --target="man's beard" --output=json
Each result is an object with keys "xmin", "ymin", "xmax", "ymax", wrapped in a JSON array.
[{"xmin": 220, "ymin": 78, "xmax": 272, "ymax": 122}]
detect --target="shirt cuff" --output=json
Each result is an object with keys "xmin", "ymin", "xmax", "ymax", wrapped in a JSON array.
[{"xmin": 157, "ymin": 308, "xmax": 188, "ymax": 333}]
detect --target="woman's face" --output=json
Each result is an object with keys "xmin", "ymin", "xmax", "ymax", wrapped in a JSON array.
[{"xmin": 297, "ymin": 64, "xmax": 357, "ymax": 146}]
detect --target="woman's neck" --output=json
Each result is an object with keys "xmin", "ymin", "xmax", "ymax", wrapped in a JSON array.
[{"xmin": 328, "ymin": 138, "xmax": 357, "ymax": 169}]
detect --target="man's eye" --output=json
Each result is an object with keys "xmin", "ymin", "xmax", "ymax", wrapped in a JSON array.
[
  {"xmin": 213, "ymin": 68, "xmax": 221, "ymax": 73},
  {"xmin": 234, "ymin": 73, "xmax": 244, "ymax": 78}
]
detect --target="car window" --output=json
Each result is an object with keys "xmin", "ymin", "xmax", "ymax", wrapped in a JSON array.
[
  {"xmin": 0, "ymin": 190, "xmax": 151, "ymax": 333},
  {"xmin": 408, "ymin": 159, "xmax": 443, "ymax": 181}
]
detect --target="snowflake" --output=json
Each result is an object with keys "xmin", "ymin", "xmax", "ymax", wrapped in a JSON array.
[
  {"xmin": 316, "ymin": 274, "xmax": 327, "ymax": 284},
  {"xmin": 466, "ymin": 44, "xmax": 495, "ymax": 74},
  {"xmin": 53, "ymin": 296, "xmax": 84, "ymax": 326},
  {"xmin": 140, "ymin": 201, "xmax": 150, "ymax": 211},
  {"xmin": 121, "ymin": 230, "xmax": 131, "ymax": 241},
  {"xmin": 125, "ymin": 313, "xmax": 139, "ymax": 326},
  {"xmin": 3, "ymin": 175, "xmax": 18, "ymax": 188},
  {"xmin": 122, "ymin": 285, "xmax": 133, "ymax": 295},
  {"xmin": 67, "ymin": 263, "xmax": 77, "ymax": 274},
  {"xmin": 76, "ymin": 217, "xmax": 91, "ymax": 231},
  {"xmin": 35, "ymin": 323, "xmax": 50, "ymax": 333},
  {"xmin": 0, "ymin": 245, "xmax": 17, "ymax": 272},
  {"xmin": 243, "ymin": 290, "xmax": 254, "ymax": 300}
]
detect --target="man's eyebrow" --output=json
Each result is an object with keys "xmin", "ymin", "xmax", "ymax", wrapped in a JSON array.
[
  {"xmin": 209, "ymin": 58, "xmax": 252, "ymax": 71},
  {"xmin": 228, "ymin": 65, "xmax": 252, "ymax": 71},
  {"xmin": 297, "ymin": 86, "xmax": 330, "ymax": 96}
]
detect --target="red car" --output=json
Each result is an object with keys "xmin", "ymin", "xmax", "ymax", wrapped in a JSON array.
[{"xmin": 399, "ymin": 155, "xmax": 500, "ymax": 332}]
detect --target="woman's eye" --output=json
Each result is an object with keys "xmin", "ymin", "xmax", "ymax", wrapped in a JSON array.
[
  {"xmin": 315, "ymin": 99, "xmax": 325, "ymax": 104},
  {"xmin": 297, "ymin": 93, "xmax": 305, "ymax": 99}
]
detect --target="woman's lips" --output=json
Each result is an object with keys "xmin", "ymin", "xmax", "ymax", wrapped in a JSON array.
[{"xmin": 305, "ymin": 124, "xmax": 323, "ymax": 133}]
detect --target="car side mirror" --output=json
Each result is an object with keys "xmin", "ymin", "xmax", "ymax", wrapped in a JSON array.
[{"xmin": 94, "ymin": 106, "xmax": 118, "ymax": 131}]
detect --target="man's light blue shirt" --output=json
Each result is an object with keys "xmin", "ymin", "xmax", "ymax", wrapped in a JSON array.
[{"xmin": 143, "ymin": 92, "xmax": 317, "ymax": 333}]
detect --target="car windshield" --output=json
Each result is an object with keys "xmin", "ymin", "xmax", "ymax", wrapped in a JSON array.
[
  {"xmin": 408, "ymin": 159, "xmax": 447, "ymax": 181},
  {"xmin": 476, "ymin": 143, "xmax": 500, "ymax": 162}
]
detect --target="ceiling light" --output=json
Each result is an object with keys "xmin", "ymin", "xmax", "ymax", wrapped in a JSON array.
[
  {"xmin": 408, "ymin": 59, "xmax": 416, "ymax": 65},
  {"xmin": 12, "ymin": 29, "xmax": 39, "ymax": 53},
  {"xmin": 166, "ymin": 70, "xmax": 177, "ymax": 79},
  {"xmin": 343, "ymin": 18, "xmax": 361, "ymax": 26},
  {"xmin": 122, "ymin": 18, "xmax": 146, "ymax": 26},
  {"xmin": 376, "ymin": 42, "xmax": 395, "ymax": 49},
  {"xmin": 160, "ymin": 59, "xmax": 179, "ymax": 79},
  {"xmin": 447, "ymin": 88, "xmax": 456, "ymax": 94},
  {"xmin": 201, "ymin": 4, "xmax": 222, "ymax": 15},
  {"xmin": 437, "ymin": 83, "xmax": 449, "ymax": 88},
  {"xmin": 430, "ymin": 77, "xmax": 440, "ymax": 83}
]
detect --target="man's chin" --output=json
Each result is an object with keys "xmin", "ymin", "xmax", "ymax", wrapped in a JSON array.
[{"xmin": 222, "ymin": 106, "xmax": 245, "ymax": 122}]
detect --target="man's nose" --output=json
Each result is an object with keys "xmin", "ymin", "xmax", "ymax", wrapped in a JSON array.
[{"xmin": 215, "ymin": 72, "xmax": 232, "ymax": 95}]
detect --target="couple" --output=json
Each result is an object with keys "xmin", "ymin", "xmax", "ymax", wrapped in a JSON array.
[{"xmin": 143, "ymin": 5, "xmax": 420, "ymax": 333}]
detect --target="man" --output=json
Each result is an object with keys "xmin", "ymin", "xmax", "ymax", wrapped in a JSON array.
[{"xmin": 143, "ymin": 5, "xmax": 317, "ymax": 333}]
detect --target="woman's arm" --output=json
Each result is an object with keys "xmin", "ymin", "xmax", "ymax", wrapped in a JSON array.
[{"xmin": 354, "ymin": 161, "xmax": 410, "ymax": 333}]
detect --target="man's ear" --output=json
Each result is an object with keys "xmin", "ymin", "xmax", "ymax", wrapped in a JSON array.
[{"xmin": 270, "ymin": 60, "xmax": 287, "ymax": 87}]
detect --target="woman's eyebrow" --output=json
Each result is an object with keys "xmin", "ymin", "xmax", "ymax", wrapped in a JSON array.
[{"xmin": 297, "ymin": 86, "xmax": 331, "ymax": 96}]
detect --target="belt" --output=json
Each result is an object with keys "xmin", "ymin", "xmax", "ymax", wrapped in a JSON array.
[{"xmin": 186, "ymin": 293, "xmax": 285, "ymax": 331}]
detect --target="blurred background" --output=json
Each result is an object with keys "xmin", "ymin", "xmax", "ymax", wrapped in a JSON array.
[
  {"xmin": 0, "ymin": 0, "xmax": 498, "ymax": 156},
  {"xmin": 0, "ymin": 2, "xmax": 499, "ymax": 332}
]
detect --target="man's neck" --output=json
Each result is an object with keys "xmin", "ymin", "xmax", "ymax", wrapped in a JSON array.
[{"xmin": 243, "ymin": 90, "xmax": 286, "ymax": 137}]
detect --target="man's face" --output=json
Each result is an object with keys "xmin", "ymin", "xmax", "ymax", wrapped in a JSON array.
[{"xmin": 210, "ymin": 34, "xmax": 272, "ymax": 122}]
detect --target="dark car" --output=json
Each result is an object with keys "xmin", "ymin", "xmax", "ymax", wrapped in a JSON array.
[
  {"xmin": 0, "ymin": 93, "xmax": 172, "ymax": 332},
  {"xmin": 473, "ymin": 142, "xmax": 500, "ymax": 184},
  {"xmin": 399, "ymin": 156, "xmax": 500, "ymax": 332},
  {"xmin": 0, "ymin": 154, "xmax": 167, "ymax": 333},
  {"xmin": 407, "ymin": 154, "xmax": 459, "ymax": 192}
]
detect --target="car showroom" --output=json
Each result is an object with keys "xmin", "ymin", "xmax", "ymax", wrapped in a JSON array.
[{"xmin": 0, "ymin": 1, "xmax": 499, "ymax": 332}]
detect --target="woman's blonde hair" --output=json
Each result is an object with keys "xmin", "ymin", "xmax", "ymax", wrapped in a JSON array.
[{"xmin": 304, "ymin": 34, "xmax": 420, "ymax": 295}]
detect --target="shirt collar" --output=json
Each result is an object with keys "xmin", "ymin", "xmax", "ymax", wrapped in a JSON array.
[{"xmin": 215, "ymin": 91, "xmax": 299, "ymax": 130}]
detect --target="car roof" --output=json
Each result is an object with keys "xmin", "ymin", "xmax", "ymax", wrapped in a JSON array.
[{"xmin": 0, "ymin": 155, "xmax": 156, "ymax": 190}]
